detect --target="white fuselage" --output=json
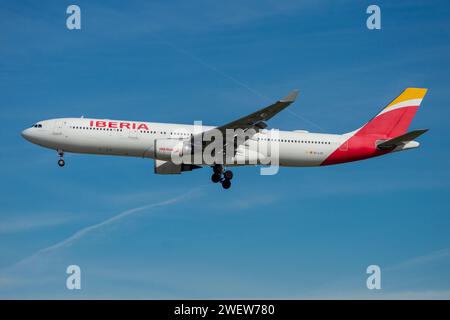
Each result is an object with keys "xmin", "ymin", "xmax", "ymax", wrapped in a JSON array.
[{"xmin": 22, "ymin": 117, "xmax": 347, "ymax": 167}]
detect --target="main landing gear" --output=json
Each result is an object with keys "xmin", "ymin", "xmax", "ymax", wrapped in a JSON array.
[
  {"xmin": 57, "ymin": 150, "xmax": 65, "ymax": 167},
  {"xmin": 211, "ymin": 164, "xmax": 233, "ymax": 190}
]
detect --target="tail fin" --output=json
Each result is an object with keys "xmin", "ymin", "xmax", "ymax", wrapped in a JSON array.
[{"xmin": 357, "ymin": 88, "xmax": 428, "ymax": 138}]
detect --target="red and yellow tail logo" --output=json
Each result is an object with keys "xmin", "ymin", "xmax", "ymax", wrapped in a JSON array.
[
  {"xmin": 358, "ymin": 88, "xmax": 428, "ymax": 137},
  {"xmin": 378, "ymin": 88, "xmax": 427, "ymax": 115}
]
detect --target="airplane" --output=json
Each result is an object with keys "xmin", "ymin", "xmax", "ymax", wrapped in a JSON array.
[{"xmin": 21, "ymin": 87, "xmax": 428, "ymax": 189}]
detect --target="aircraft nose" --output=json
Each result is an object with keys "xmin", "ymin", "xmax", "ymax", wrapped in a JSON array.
[{"xmin": 21, "ymin": 128, "xmax": 32, "ymax": 141}]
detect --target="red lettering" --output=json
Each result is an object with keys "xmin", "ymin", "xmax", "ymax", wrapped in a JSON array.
[
  {"xmin": 120, "ymin": 122, "xmax": 130, "ymax": 129},
  {"xmin": 137, "ymin": 123, "xmax": 149, "ymax": 130},
  {"xmin": 91, "ymin": 120, "xmax": 149, "ymax": 130}
]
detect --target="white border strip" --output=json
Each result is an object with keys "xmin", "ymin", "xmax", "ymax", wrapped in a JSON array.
[{"xmin": 378, "ymin": 98, "xmax": 422, "ymax": 115}]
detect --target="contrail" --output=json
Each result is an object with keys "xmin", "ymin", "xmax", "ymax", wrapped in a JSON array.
[
  {"xmin": 3, "ymin": 186, "xmax": 204, "ymax": 271},
  {"xmin": 154, "ymin": 38, "xmax": 325, "ymax": 131}
]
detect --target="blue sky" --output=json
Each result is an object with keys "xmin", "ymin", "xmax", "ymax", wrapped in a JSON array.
[{"xmin": 1, "ymin": 0, "xmax": 450, "ymax": 299}]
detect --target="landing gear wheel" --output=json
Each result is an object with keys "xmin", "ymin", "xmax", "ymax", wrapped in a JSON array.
[
  {"xmin": 211, "ymin": 165, "xmax": 233, "ymax": 189},
  {"xmin": 211, "ymin": 173, "xmax": 221, "ymax": 183},
  {"xmin": 221, "ymin": 179, "xmax": 231, "ymax": 189},
  {"xmin": 213, "ymin": 164, "xmax": 223, "ymax": 175},
  {"xmin": 223, "ymin": 170, "xmax": 233, "ymax": 180},
  {"xmin": 58, "ymin": 159, "xmax": 65, "ymax": 167}
]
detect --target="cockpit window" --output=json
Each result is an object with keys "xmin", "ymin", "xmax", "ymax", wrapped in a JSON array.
[{"xmin": 32, "ymin": 124, "xmax": 43, "ymax": 128}]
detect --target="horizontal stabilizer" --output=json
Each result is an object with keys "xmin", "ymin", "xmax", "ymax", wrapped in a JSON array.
[{"xmin": 377, "ymin": 129, "xmax": 428, "ymax": 150}]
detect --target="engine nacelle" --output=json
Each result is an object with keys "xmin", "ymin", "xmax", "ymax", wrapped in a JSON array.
[
  {"xmin": 154, "ymin": 139, "xmax": 185, "ymax": 161},
  {"xmin": 154, "ymin": 159, "xmax": 201, "ymax": 174}
]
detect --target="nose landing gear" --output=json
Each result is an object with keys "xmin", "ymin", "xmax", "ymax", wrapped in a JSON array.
[
  {"xmin": 58, "ymin": 159, "xmax": 65, "ymax": 167},
  {"xmin": 57, "ymin": 150, "xmax": 65, "ymax": 167},
  {"xmin": 211, "ymin": 165, "xmax": 233, "ymax": 189}
]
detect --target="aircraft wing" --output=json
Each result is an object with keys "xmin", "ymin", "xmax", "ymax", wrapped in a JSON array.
[
  {"xmin": 191, "ymin": 90, "xmax": 299, "ymax": 158},
  {"xmin": 377, "ymin": 129, "xmax": 428, "ymax": 150},
  {"xmin": 214, "ymin": 89, "xmax": 299, "ymax": 133},
  {"xmin": 194, "ymin": 89, "xmax": 298, "ymax": 139}
]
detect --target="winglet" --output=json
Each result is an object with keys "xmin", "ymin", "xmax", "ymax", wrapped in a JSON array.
[{"xmin": 280, "ymin": 89, "xmax": 299, "ymax": 103}]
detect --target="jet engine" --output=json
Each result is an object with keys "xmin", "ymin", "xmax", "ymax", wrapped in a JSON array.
[
  {"xmin": 154, "ymin": 159, "xmax": 201, "ymax": 174},
  {"xmin": 154, "ymin": 139, "xmax": 185, "ymax": 161}
]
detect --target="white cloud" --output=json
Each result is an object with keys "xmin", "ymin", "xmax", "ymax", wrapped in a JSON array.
[
  {"xmin": 292, "ymin": 289, "xmax": 450, "ymax": 300},
  {"xmin": 374, "ymin": 290, "xmax": 450, "ymax": 300},
  {"xmin": 386, "ymin": 248, "xmax": 450, "ymax": 271},
  {"xmin": 0, "ymin": 214, "xmax": 73, "ymax": 234}
]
